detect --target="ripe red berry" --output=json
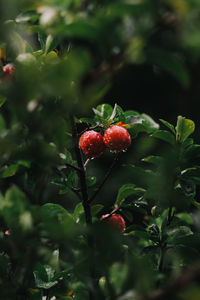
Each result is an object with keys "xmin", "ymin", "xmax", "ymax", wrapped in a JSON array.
[
  {"xmin": 103, "ymin": 125, "xmax": 131, "ymax": 153},
  {"xmin": 100, "ymin": 213, "xmax": 126, "ymax": 233},
  {"xmin": 2, "ymin": 64, "xmax": 15, "ymax": 79},
  {"xmin": 79, "ymin": 130, "xmax": 105, "ymax": 159}
]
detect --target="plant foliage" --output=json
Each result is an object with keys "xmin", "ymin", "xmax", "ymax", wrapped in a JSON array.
[{"xmin": 0, "ymin": 1, "xmax": 200, "ymax": 300}]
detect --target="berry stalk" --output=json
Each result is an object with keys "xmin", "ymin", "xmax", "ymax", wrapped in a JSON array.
[{"xmin": 70, "ymin": 114, "xmax": 92, "ymax": 225}]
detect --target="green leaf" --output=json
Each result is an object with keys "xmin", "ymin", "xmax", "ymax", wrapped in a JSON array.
[
  {"xmin": 140, "ymin": 113, "xmax": 160, "ymax": 132},
  {"xmin": 159, "ymin": 119, "xmax": 175, "ymax": 134},
  {"xmin": 124, "ymin": 165, "xmax": 156, "ymax": 188},
  {"xmin": 62, "ymin": 21, "xmax": 100, "ymax": 42},
  {"xmin": 45, "ymin": 34, "xmax": 58, "ymax": 54},
  {"xmin": 176, "ymin": 116, "xmax": 195, "ymax": 143},
  {"xmin": 110, "ymin": 103, "xmax": 117, "ymax": 120},
  {"xmin": 122, "ymin": 210, "xmax": 133, "ymax": 222},
  {"xmin": 91, "ymin": 204, "xmax": 104, "ymax": 216},
  {"xmin": 33, "ymin": 264, "xmax": 58, "ymax": 290},
  {"xmin": 93, "ymin": 104, "xmax": 113, "ymax": 119},
  {"xmin": 116, "ymin": 184, "xmax": 136, "ymax": 206},
  {"xmin": 103, "ymin": 3, "xmax": 148, "ymax": 17},
  {"xmin": 0, "ymin": 164, "xmax": 19, "ymax": 178},
  {"xmin": 166, "ymin": 226, "xmax": 193, "ymax": 243},
  {"xmin": 176, "ymin": 213, "xmax": 193, "ymax": 225},
  {"xmin": 181, "ymin": 168, "xmax": 200, "ymax": 184},
  {"xmin": 38, "ymin": 32, "xmax": 46, "ymax": 50},
  {"xmin": 17, "ymin": 160, "xmax": 31, "ymax": 168},
  {"xmin": 0, "ymin": 96, "xmax": 6, "ymax": 108},
  {"xmin": 142, "ymin": 155, "xmax": 163, "ymax": 166},
  {"xmin": 73, "ymin": 202, "xmax": 84, "ymax": 221},
  {"xmin": 0, "ymin": 186, "xmax": 28, "ymax": 228},
  {"xmin": 125, "ymin": 111, "xmax": 159, "ymax": 135},
  {"xmin": 151, "ymin": 130, "xmax": 175, "ymax": 145},
  {"xmin": 41, "ymin": 203, "xmax": 75, "ymax": 239},
  {"xmin": 15, "ymin": 11, "xmax": 39, "ymax": 23},
  {"xmin": 115, "ymin": 105, "xmax": 125, "ymax": 123},
  {"xmin": 42, "ymin": 203, "xmax": 73, "ymax": 221},
  {"xmin": 109, "ymin": 262, "xmax": 128, "ymax": 295},
  {"xmin": 10, "ymin": 32, "xmax": 26, "ymax": 54}
]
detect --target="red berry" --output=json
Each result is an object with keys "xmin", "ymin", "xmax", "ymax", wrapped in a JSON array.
[
  {"xmin": 103, "ymin": 125, "xmax": 131, "ymax": 153},
  {"xmin": 3, "ymin": 64, "xmax": 15, "ymax": 78},
  {"xmin": 100, "ymin": 213, "xmax": 126, "ymax": 233},
  {"xmin": 79, "ymin": 130, "xmax": 105, "ymax": 159}
]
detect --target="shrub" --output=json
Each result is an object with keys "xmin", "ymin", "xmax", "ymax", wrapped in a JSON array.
[{"xmin": 0, "ymin": 1, "xmax": 200, "ymax": 300}]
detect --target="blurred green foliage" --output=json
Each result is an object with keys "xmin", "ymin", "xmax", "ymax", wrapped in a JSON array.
[{"xmin": 0, "ymin": 1, "xmax": 200, "ymax": 300}]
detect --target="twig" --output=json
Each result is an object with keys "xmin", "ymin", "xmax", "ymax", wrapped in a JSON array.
[
  {"xmin": 70, "ymin": 114, "xmax": 92, "ymax": 225},
  {"xmin": 79, "ymin": 124, "xmax": 103, "ymax": 136},
  {"xmin": 65, "ymin": 161, "xmax": 81, "ymax": 172},
  {"xmin": 140, "ymin": 259, "xmax": 200, "ymax": 300},
  {"xmin": 166, "ymin": 206, "xmax": 173, "ymax": 225},
  {"xmin": 84, "ymin": 158, "xmax": 91, "ymax": 169},
  {"xmin": 89, "ymin": 153, "xmax": 119, "ymax": 204}
]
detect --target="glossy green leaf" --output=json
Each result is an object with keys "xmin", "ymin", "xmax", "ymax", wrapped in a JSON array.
[
  {"xmin": 0, "ymin": 165, "xmax": 19, "ymax": 178},
  {"xmin": 93, "ymin": 104, "xmax": 113, "ymax": 119},
  {"xmin": 176, "ymin": 116, "xmax": 195, "ymax": 143},
  {"xmin": 0, "ymin": 96, "xmax": 6, "ymax": 108},
  {"xmin": 34, "ymin": 264, "xmax": 58, "ymax": 289},
  {"xmin": 91, "ymin": 204, "xmax": 104, "ymax": 216},
  {"xmin": 159, "ymin": 119, "xmax": 175, "ymax": 134},
  {"xmin": 152, "ymin": 130, "xmax": 175, "ymax": 145},
  {"xmin": 116, "ymin": 184, "xmax": 136, "ymax": 206},
  {"xmin": 45, "ymin": 34, "xmax": 58, "ymax": 54},
  {"xmin": 0, "ymin": 186, "xmax": 28, "ymax": 228},
  {"xmin": 73, "ymin": 202, "xmax": 84, "ymax": 221},
  {"xmin": 166, "ymin": 226, "xmax": 193, "ymax": 243},
  {"xmin": 142, "ymin": 155, "xmax": 163, "ymax": 165},
  {"xmin": 176, "ymin": 213, "xmax": 193, "ymax": 225}
]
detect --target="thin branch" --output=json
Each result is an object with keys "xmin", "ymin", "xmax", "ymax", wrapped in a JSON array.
[
  {"xmin": 89, "ymin": 153, "xmax": 119, "ymax": 204},
  {"xmin": 65, "ymin": 161, "xmax": 81, "ymax": 172},
  {"xmin": 166, "ymin": 206, "xmax": 173, "ymax": 225},
  {"xmin": 140, "ymin": 259, "xmax": 200, "ymax": 300},
  {"xmin": 70, "ymin": 114, "xmax": 92, "ymax": 225},
  {"xmin": 84, "ymin": 158, "xmax": 90, "ymax": 170},
  {"xmin": 79, "ymin": 124, "xmax": 104, "ymax": 136}
]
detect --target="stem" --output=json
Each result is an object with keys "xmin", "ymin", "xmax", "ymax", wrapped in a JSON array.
[
  {"xmin": 70, "ymin": 114, "xmax": 92, "ymax": 225},
  {"xmin": 84, "ymin": 158, "xmax": 90, "ymax": 169},
  {"xmin": 89, "ymin": 153, "xmax": 119, "ymax": 204},
  {"xmin": 166, "ymin": 206, "xmax": 172, "ymax": 225},
  {"xmin": 65, "ymin": 162, "xmax": 81, "ymax": 172},
  {"xmin": 158, "ymin": 244, "xmax": 166, "ymax": 273},
  {"xmin": 79, "ymin": 125, "xmax": 103, "ymax": 136}
]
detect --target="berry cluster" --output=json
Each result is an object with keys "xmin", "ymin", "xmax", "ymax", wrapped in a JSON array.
[
  {"xmin": 79, "ymin": 125, "xmax": 131, "ymax": 159},
  {"xmin": 79, "ymin": 125, "xmax": 130, "ymax": 234}
]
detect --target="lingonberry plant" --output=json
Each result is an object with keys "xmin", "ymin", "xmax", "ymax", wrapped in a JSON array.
[{"xmin": 0, "ymin": 1, "xmax": 200, "ymax": 300}]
